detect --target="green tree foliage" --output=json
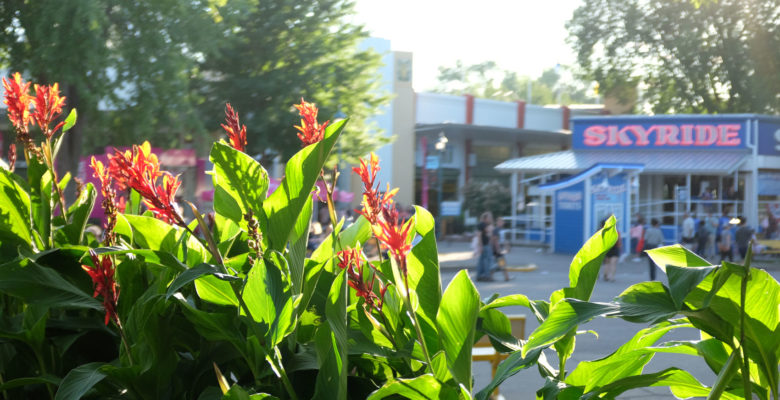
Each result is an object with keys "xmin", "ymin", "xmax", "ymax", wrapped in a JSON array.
[
  {"xmin": 433, "ymin": 60, "xmax": 598, "ymax": 105},
  {"xmin": 195, "ymin": 0, "xmax": 389, "ymax": 163},
  {"xmin": 462, "ymin": 180, "xmax": 511, "ymax": 219},
  {"xmin": 568, "ymin": 0, "xmax": 780, "ymax": 114},
  {"xmin": 0, "ymin": 0, "xmax": 388, "ymax": 171}
]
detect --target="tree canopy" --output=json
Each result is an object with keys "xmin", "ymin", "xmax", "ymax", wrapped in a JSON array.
[
  {"xmin": 567, "ymin": 0, "xmax": 780, "ymax": 114},
  {"xmin": 0, "ymin": 0, "xmax": 388, "ymax": 170},
  {"xmin": 433, "ymin": 60, "xmax": 598, "ymax": 105}
]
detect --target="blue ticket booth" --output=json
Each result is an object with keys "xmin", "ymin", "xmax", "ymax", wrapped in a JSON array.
[{"xmin": 540, "ymin": 164, "xmax": 642, "ymax": 254}]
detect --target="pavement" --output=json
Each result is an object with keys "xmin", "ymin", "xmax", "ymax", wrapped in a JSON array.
[{"xmin": 433, "ymin": 239, "xmax": 780, "ymax": 400}]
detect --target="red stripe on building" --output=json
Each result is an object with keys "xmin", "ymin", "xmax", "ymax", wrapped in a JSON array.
[
  {"xmin": 562, "ymin": 105, "xmax": 571, "ymax": 131},
  {"xmin": 516, "ymin": 100, "xmax": 526, "ymax": 129},
  {"xmin": 465, "ymin": 94, "xmax": 474, "ymax": 125}
]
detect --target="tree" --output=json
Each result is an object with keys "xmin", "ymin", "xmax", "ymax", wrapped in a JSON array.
[
  {"xmin": 194, "ymin": 0, "xmax": 389, "ymax": 164},
  {"xmin": 567, "ymin": 0, "xmax": 780, "ymax": 114},
  {"xmin": 462, "ymin": 180, "xmax": 511, "ymax": 220},
  {"xmin": 433, "ymin": 60, "xmax": 598, "ymax": 105},
  {"xmin": 0, "ymin": 0, "xmax": 222, "ymax": 175}
]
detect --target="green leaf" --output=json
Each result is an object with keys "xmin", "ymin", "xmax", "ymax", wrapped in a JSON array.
[
  {"xmin": 124, "ymin": 214, "xmax": 209, "ymax": 266},
  {"xmin": 178, "ymin": 300, "xmax": 244, "ymax": 347},
  {"xmin": 54, "ymin": 362, "xmax": 107, "ymax": 400},
  {"xmin": 0, "ymin": 258, "xmax": 102, "ymax": 310},
  {"xmin": 407, "ymin": 206, "xmax": 443, "ymax": 353},
  {"xmin": 0, "ymin": 168, "xmax": 32, "ymax": 254},
  {"xmin": 566, "ymin": 320, "xmax": 689, "ymax": 391},
  {"xmin": 262, "ymin": 119, "xmax": 346, "ymax": 252},
  {"xmin": 209, "ymin": 141, "xmax": 269, "ymax": 222},
  {"xmin": 313, "ymin": 269, "xmax": 348, "ymax": 400},
  {"xmin": 287, "ymin": 195, "xmax": 312, "ymax": 296},
  {"xmin": 646, "ymin": 244, "xmax": 712, "ymax": 272},
  {"xmin": 435, "ymin": 269, "xmax": 480, "ymax": 391},
  {"xmin": 565, "ymin": 215, "xmax": 617, "ymax": 301},
  {"xmin": 195, "ymin": 274, "xmax": 239, "ymax": 307},
  {"xmin": 523, "ymin": 299, "xmax": 615, "ymax": 357},
  {"xmin": 581, "ymin": 367, "xmax": 742, "ymax": 400},
  {"xmin": 367, "ymin": 374, "xmax": 459, "ymax": 400},
  {"xmin": 480, "ymin": 294, "xmax": 531, "ymax": 312},
  {"xmin": 166, "ymin": 263, "xmax": 219, "ymax": 298},
  {"xmin": 0, "ymin": 374, "xmax": 60, "ymax": 391},
  {"xmin": 612, "ymin": 281, "xmax": 678, "ymax": 323},
  {"xmin": 63, "ymin": 182, "xmax": 96, "ymax": 245},
  {"xmin": 666, "ymin": 264, "xmax": 717, "ymax": 310},
  {"xmin": 62, "ymin": 108, "xmax": 78, "ymax": 133},
  {"xmin": 473, "ymin": 347, "xmax": 544, "ymax": 400},
  {"xmin": 243, "ymin": 258, "xmax": 294, "ymax": 346}
]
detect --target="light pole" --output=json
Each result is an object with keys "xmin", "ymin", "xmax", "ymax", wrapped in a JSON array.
[{"xmin": 435, "ymin": 132, "xmax": 448, "ymax": 236}]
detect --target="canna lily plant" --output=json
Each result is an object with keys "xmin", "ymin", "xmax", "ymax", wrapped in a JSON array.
[{"xmin": 0, "ymin": 72, "xmax": 778, "ymax": 400}]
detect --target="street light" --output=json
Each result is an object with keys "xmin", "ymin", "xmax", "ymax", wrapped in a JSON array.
[{"xmin": 435, "ymin": 132, "xmax": 448, "ymax": 237}]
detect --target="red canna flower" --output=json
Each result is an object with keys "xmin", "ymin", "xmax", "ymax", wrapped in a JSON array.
[
  {"xmin": 294, "ymin": 98, "xmax": 329, "ymax": 146},
  {"xmin": 107, "ymin": 141, "xmax": 185, "ymax": 227},
  {"xmin": 82, "ymin": 250, "xmax": 120, "ymax": 325},
  {"xmin": 2, "ymin": 73, "xmax": 33, "ymax": 132},
  {"xmin": 338, "ymin": 245, "xmax": 386, "ymax": 312},
  {"xmin": 221, "ymin": 103, "xmax": 247, "ymax": 152},
  {"xmin": 353, "ymin": 152, "xmax": 398, "ymax": 225},
  {"xmin": 374, "ymin": 203, "xmax": 414, "ymax": 274},
  {"xmin": 32, "ymin": 83, "xmax": 67, "ymax": 139},
  {"xmin": 90, "ymin": 157, "xmax": 119, "ymax": 245}
]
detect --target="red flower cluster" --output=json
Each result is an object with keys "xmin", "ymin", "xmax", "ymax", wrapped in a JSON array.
[
  {"xmin": 221, "ymin": 103, "xmax": 247, "ymax": 152},
  {"xmin": 2, "ymin": 73, "xmax": 33, "ymax": 132},
  {"xmin": 82, "ymin": 250, "xmax": 120, "ymax": 325},
  {"xmin": 353, "ymin": 152, "xmax": 398, "ymax": 226},
  {"xmin": 353, "ymin": 153, "xmax": 411, "ymax": 273},
  {"xmin": 108, "ymin": 141, "xmax": 184, "ymax": 227},
  {"xmin": 32, "ymin": 83, "xmax": 67, "ymax": 139},
  {"xmin": 294, "ymin": 98, "xmax": 329, "ymax": 146},
  {"xmin": 90, "ymin": 157, "xmax": 120, "ymax": 245},
  {"xmin": 337, "ymin": 245, "xmax": 387, "ymax": 312}
]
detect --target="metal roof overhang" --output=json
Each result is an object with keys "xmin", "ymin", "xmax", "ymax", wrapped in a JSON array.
[
  {"xmin": 416, "ymin": 123, "xmax": 570, "ymax": 146},
  {"xmin": 495, "ymin": 149, "xmax": 751, "ymax": 176}
]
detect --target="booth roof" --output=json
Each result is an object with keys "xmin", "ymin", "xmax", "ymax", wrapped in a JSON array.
[{"xmin": 495, "ymin": 149, "xmax": 749, "ymax": 175}]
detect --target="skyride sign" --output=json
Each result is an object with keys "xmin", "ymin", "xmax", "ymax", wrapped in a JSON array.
[{"xmin": 572, "ymin": 116, "xmax": 748, "ymax": 150}]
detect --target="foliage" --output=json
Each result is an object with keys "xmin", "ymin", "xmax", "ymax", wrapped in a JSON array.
[
  {"xmin": 461, "ymin": 180, "xmax": 511, "ymax": 218},
  {"xmin": 433, "ymin": 60, "xmax": 598, "ymax": 105},
  {"xmin": 193, "ymin": 0, "xmax": 390, "ymax": 163},
  {"xmin": 1, "ymin": 73, "xmax": 779, "ymax": 400},
  {"xmin": 567, "ymin": 0, "xmax": 780, "ymax": 114}
]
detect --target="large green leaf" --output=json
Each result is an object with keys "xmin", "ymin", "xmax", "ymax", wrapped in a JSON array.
[
  {"xmin": 0, "ymin": 168, "xmax": 33, "ymax": 253},
  {"xmin": 523, "ymin": 299, "xmax": 615, "ymax": 357},
  {"xmin": 480, "ymin": 294, "xmax": 531, "ymax": 312},
  {"xmin": 646, "ymin": 244, "xmax": 711, "ymax": 271},
  {"xmin": 407, "ymin": 206, "xmax": 443, "ymax": 353},
  {"xmin": 565, "ymin": 215, "xmax": 617, "ymax": 301},
  {"xmin": 474, "ymin": 347, "xmax": 545, "ymax": 400},
  {"xmin": 0, "ymin": 258, "xmax": 102, "ymax": 310},
  {"xmin": 166, "ymin": 263, "xmax": 220, "ymax": 298},
  {"xmin": 435, "ymin": 269, "xmax": 480, "ymax": 391},
  {"xmin": 367, "ymin": 374, "xmax": 459, "ymax": 400},
  {"xmin": 313, "ymin": 269, "xmax": 348, "ymax": 400},
  {"xmin": 0, "ymin": 375, "xmax": 60, "ymax": 391},
  {"xmin": 581, "ymin": 367, "xmax": 742, "ymax": 400},
  {"xmin": 124, "ymin": 214, "xmax": 209, "ymax": 266},
  {"xmin": 287, "ymin": 195, "xmax": 312, "ymax": 297},
  {"xmin": 195, "ymin": 274, "xmax": 239, "ymax": 307},
  {"xmin": 243, "ymin": 257, "xmax": 294, "ymax": 347},
  {"xmin": 54, "ymin": 362, "xmax": 108, "ymax": 400},
  {"xmin": 209, "ymin": 141, "xmax": 269, "ymax": 223},
  {"xmin": 262, "ymin": 119, "xmax": 345, "ymax": 252},
  {"xmin": 63, "ymin": 182, "xmax": 96, "ymax": 245},
  {"xmin": 566, "ymin": 320, "xmax": 689, "ymax": 391},
  {"xmin": 611, "ymin": 281, "xmax": 679, "ymax": 323}
]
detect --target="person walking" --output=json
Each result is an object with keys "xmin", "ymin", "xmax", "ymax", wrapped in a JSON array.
[
  {"xmin": 643, "ymin": 219, "xmax": 664, "ymax": 280},
  {"xmin": 491, "ymin": 217, "xmax": 512, "ymax": 281},
  {"xmin": 717, "ymin": 222, "xmax": 734, "ymax": 263},
  {"xmin": 680, "ymin": 213, "xmax": 695, "ymax": 251},
  {"xmin": 735, "ymin": 217, "xmax": 754, "ymax": 261},
  {"xmin": 475, "ymin": 211, "xmax": 495, "ymax": 282}
]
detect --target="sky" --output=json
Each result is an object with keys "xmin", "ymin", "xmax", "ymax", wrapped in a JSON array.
[{"xmin": 351, "ymin": 0, "xmax": 584, "ymax": 91}]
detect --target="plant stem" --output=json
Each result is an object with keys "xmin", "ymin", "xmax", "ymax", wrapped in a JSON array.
[
  {"xmin": 115, "ymin": 318, "xmax": 135, "ymax": 366},
  {"xmin": 43, "ymin": 139, "xmax": 68, "ymax": 221},
  {"xmin": 739, "ymin": 241, "xmax": 752, "ymax": 400},
  {"xmin": 33, "ymin": 349, "xmax": 54, "ymax": 400}
]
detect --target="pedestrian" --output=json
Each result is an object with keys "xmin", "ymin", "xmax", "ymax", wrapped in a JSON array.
[
  {"xmin": 643, "ymin": 218, "xmax": 664, "ymax": 280},
  {"xmin": 629, "ymin": 216, "xmax": 644, "ymax": 262},
  {"xmin": 491, "ymin": 217, "xmax": 512, "ymax": 281},
  {"xmin": 694, "ymin": 220, "xmax": 708, "ymax": 257},
  {"xmin": 680, "ymin": 212, "xmax": 695, "ymax": 251},
  {"xmin": 717, "ymin": 223, "xmax": 733, "ymax": 263},
  {"xmin": 601, "ymin": 218, "xmax": 620, "ymax": 282},
  {"xmin": 735, "ymin": 216, "xmax": 754, "ymax": 260},
  {"xmin": 475, "ymin": 211, "xmax": 495, "ymax": 282}
]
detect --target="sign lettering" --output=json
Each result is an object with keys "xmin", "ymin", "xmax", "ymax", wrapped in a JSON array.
[{"xmin": 580, "ymin": 123, "xmax": 742, "ymax": 148}]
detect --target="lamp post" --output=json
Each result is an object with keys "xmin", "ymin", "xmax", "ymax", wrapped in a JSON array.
[{"xmin": 435, "ymin": 132, "xmax": 448, "ymax": 236}]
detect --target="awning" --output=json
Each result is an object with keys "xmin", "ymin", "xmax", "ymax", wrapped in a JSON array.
[{"xmin": 495, "ymin": 149, "xmax": 750, "ymax": 175}]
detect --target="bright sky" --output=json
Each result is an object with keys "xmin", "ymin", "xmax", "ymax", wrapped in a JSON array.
[{"xmin": 352, "ymin": 0, "xmax": 584, "ymax": 91}]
